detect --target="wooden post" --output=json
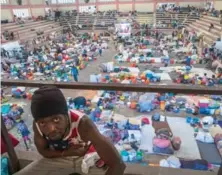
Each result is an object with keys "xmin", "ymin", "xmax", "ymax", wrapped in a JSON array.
[{"xmin": 1, "ymin": 117, "xmax": 20, "ymax": 173}]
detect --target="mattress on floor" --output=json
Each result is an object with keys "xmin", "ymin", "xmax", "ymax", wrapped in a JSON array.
[
  {"xmin": 196, "ymin": 141, "xmax": 222, "ymax": 165},
  {"xmin": 167, "ymin": 117, "xmax": 201, "ymax": 159}
]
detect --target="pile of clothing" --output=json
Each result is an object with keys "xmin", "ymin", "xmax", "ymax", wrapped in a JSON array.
[
  {"xmin": 67, "ymin": 96, "xmax": 92, "ymax": 113},
  {"xmin": 140, "ymin": 70, "xmax": 161, "ymax": 83},
  {"xmin": 100, "ymin": 118, "xmax": 143, "ymax": 163},
  {"xmin": 1, "ymin": 104, "xmax": 24, "ymax": 130},
  {"xmin": 160, "ymin": 156, "xmax": 209, "ymax": 171},
  {"xmin": 99, "ymin": 62, "xmax": 114, "ymax": 73},
  {"xmin": 11, "ymin": 87, "xmax": 38, "ymax": 100},
  {"xmin": 11, "ymin": 87, "xmax": 26, "ymax": 98},
  {"xmin": 173, "ymin": 67, "xmax": 222, "ymax": 86},
  {"xmin": 195, "ymin": 116, "xmax": 215, "ymax": 143},
  {"xmin": 198, "ymin": 99, "xmax": 220, "ymax": 115},
  {"xmin": 137, "ymin": 93, "xmax": 157, "ymax": 112},
  {"xmin": 128, "ymin": 93, "xmax": 170, "ymax": 113},
  {"xmin": 153, "ymin": 128, "xmax": 181, "ymax": 154}
]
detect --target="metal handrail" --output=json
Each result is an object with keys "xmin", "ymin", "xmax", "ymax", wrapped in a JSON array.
[
  {"xmin": 1, "ymin": 79, "xmax": 222, "ymax": 174},
  {"xmin": 1, "ymin": 117, "xmax": 20, "ymax": 173},
  {"xmin": 2, "ymin": 79, "xmax": 222, "ymax": 95}
]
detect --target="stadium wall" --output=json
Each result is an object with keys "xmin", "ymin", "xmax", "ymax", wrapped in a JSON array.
[
  {"xmin": 0, "ymin": 0, "xmax": 218, "ymax": 21},
  {"xmin": 215, "ymin": 0, "xmax": 222, "ymax": 11}
]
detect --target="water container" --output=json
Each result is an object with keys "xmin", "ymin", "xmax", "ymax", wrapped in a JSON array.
[
  {"xmin": 160, "ymin": 101, "xmax": 165, "ymax": 111},
  {"xmin": 146, "ymin": 73, "xmax": 153, "ymax": 79},
  {"xmin": 136, "ymin": 151, "xmax": 143, "ymax": 161},
  {"xmin": 121, "ymin": 150, "xmax": 129, "ymax": 162},
  {"xmin": 186, "ymin": 116, "xmax": 192, "ymax": 123}
]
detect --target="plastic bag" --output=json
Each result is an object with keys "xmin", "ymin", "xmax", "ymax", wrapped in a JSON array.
[
  {"xmin": 139, "ymin": 101, "xmax": 153, "ymax": 112},
  {"xmin": 1, "ymin": 157, "xmax": 9, "ymax": 175},
  {"xmin": 195, "ymin": 131, "xmax": 214, "ymax": 143}
]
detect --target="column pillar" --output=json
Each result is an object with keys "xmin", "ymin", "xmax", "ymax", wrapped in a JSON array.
[
  {"xmin": 8, "ymin": 0, "xmax": 14, "ymax": 21},
  {"xmin": 76, "ymin": 0, "xmax": 79, "ymax": 12},
  {"xmin": 132, "ymin": 0, "xmax": 135, "ymax": 11},
  {"xmin": 28, "ymin": 0, "xmax": 33, "ymax": 18},
  {"xmin": 116, "ymin": 0, "xmax": 119, "ymax": 11},
  {"xmin": 95, "ymin": 0, "xmax": 99, "ymax": 12},
  {"xmin": 153, "ymin": 0, "xmax": 157, "ymax": 13}
]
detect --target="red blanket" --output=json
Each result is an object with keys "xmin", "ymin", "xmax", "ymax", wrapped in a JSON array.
[{"xmin": 1, "ymin": 133, "xmax": 19, "ymax": 154}]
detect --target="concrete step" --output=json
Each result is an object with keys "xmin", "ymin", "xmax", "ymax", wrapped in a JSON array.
[
  {"xmin": 14, "ymin": 155, "xmax": 217, "ymax": 175},
  {"xmin": 156, "ymin": 14, "xmax": 198, "ymax": 17},
  {"xmin": 199, "ymin": 18, "xmax": 221, "ymax": 28},
  {"xmin": 12, "ymin": 22, "xmax": 57, "ymax": 33},
  {"xmin": 188, "ymin": 23, "xmax": 218, "ymax": 40},
  {"xmin": 2, "ymin": 21, "xmax": 51, "ymax": 31},
  {"xmin": 156, "ymin": 12, "xmax": 189, "ymax": 15},
  {"xmin": 196, "ymin": 19, "xmax": 222, "ymax": 31},
  {"xmin": 156, "ymin": 17, "xmax": 184, "ymax": 19},
  {"xmin": 18, "ymin": 24, "xmax": 60, "ymax": 36},
  {"xmin": 19, "ymin": 26, "xmax": 63, "ymax": 41},
  {"xmin": 195, "ymin": 20, "xmax": 221, "ymax": 36},
  {"xmin": 191, "ymin": 24, "xmax": 219, "ymax": 40},
  {"xmin": 186, "ymin": 26, "xmax": 214, "ymax": 45},
  {"xmin": 1, "ymin": 20, "xmax": 34, "ymax": 27},
  {"xmin": 202, "ymin": 15, "xmax": 221, "ymax": 22}
]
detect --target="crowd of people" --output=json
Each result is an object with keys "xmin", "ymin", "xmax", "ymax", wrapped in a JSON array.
[
  {"xmin": 1, "ymin": 31, "xmax": 109, "ymax": 83},
  {"xmin": 157, "ymin": 4, "xmax": 222, "ymax": 18},
  {"xmin": 1, "ymin": 6, "xmax": 222, "ymax": 175}
]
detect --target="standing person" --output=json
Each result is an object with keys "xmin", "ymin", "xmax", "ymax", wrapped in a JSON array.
[
  {"xmin": 71, "ymin": 64, "xmax": 79, "ymax": 82},
  {"xmin": 202, "ymin": 73, "xmax": 208, "ymax": 85},
  {"xmin": 82, "ymin": 48, "xmax": 87, "ymax": 58},
  {"xmin": 186, "ymin": 55, "xmax": 191, "ymax": 67},
  {"xmin": 114, "ymin": 41, "xmax": 118, "ymax": 51},
  {"xmin": 99, "ymin": 46, "xmax": 102, "ymax": 56},
  {"xmin": 45, "ymin": 0, "xmax": 49, "ymax": 6},
  {"xmin": 30, "ymin": 86, "xmax": 125, "ymax": 174},
  {"xmin": 16, "ymin": 120, "xmax": 31, "ymax": 150},
  {"xmin": 155, "ymin": 30, "xmax": 159, "ymax": 40},
  {"xmin": 172, "ymin": 31, "xmax": 175, "ymax": 39}
]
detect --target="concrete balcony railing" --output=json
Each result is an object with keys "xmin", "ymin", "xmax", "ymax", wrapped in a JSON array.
[{"xmin": 1, "ymin": 80, "xmax": 222, "ymax": 175}]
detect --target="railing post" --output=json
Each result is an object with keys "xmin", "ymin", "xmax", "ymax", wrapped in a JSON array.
[
  {"xmin": 1, "ymin": 117, "xmax": 20, "ymax": 174},
  {"xmin": 17, "ymin": 31, "xmax": 20, "ymax": 40}
]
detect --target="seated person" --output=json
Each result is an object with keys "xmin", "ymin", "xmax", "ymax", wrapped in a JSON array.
[
  {"xmin": 31, "ymin": 87, "xmax": 125, "ymax": 174},
  {"xmin": 208, "ymin": 23, "xmax": 214, "ymax": 31},
  {"xmin": 3, "ymin": 30, "xmax": 9, "ymax": 40},
  {"xmin": 10, "ymin": 32, "xmax": 14, "ymax": 40},
  {"xmin": 16, "ymin": 17, "xmax": 25, "ymax": 24}
]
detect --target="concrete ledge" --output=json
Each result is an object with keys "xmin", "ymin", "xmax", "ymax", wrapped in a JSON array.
[{"xmin": 14, "ymin": 156, "xmax": 217, "ymax": 175}]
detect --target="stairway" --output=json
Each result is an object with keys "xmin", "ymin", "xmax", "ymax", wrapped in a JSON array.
[
  {"xmin": 136, "ymin": 13, "xmax": 154, "ymax": 25},
  {"xmin": 76, "ymin": 14, "xmax": 79, "ymax": 25},
  {"xmin": 186, "ymin": 15, "xmax": 221, "ymax": 46}
]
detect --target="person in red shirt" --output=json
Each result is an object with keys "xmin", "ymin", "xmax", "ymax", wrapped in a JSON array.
[{"xmin": 31, "ymin": 86, "xmax": 125, "ymax": 175}]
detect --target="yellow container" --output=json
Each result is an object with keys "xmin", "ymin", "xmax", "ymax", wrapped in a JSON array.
[{"xmin": 160, "ymin": 101, "xmax": 165, "ymax": 111}]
